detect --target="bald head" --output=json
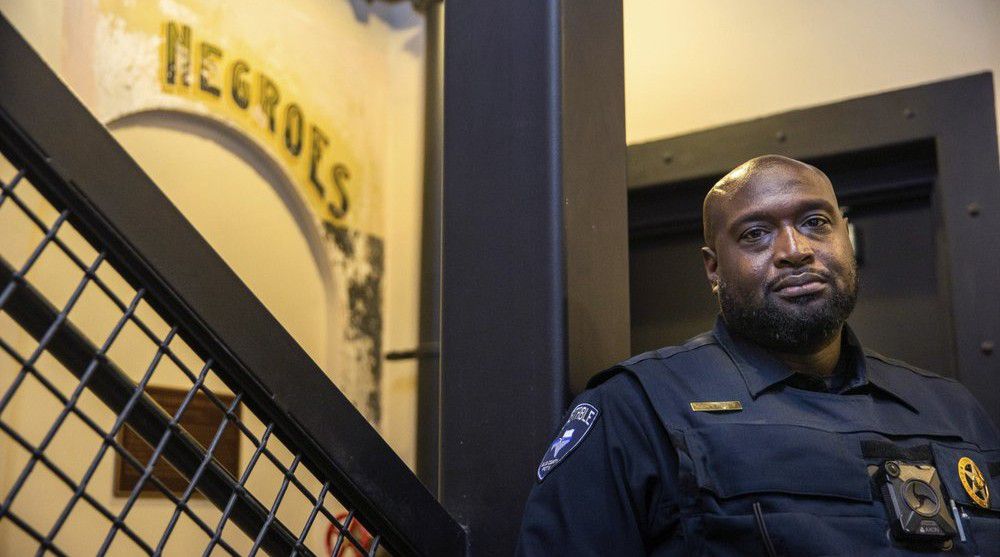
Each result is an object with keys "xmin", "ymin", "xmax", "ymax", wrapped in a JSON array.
[{"xmin": 702, "ymin": 155, "xmax": 834, "ymax": 249}]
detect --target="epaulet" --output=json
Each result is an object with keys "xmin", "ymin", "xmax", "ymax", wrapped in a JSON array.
[
  {"xmin": 585, "ymin": 333, "xmax": 717, "ymax": 389},
  {"xmin": 865, "ymin": 349, "xmax": 957, "ymax": 381},
  {"xmin": 586, "ymin": 364, "xmax": 628, "ymax": 389}
]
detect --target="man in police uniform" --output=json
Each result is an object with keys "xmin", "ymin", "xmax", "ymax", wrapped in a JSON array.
[{"xmin": 516, "ymin": 156, "xmax": 1000, "ymax": 556}]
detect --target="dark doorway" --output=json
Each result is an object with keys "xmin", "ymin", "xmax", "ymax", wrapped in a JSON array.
[{"xmin": 626, "ymin": 74, "xmax": 1000, "ymax": 422}]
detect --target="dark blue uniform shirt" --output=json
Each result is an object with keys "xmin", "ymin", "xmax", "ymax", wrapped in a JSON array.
[{"xmin": 517, "ymin": 319, "xmax": 1000, "ymax": 556}]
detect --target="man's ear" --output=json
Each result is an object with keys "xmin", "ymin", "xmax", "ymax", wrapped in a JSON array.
[
  {"xmin": 702, "ymin": 246, "xmax": 719, "ymax": 294},
  {"xmin": 842, "ymin": 215, "xmax": 856, "ymax": 255}
]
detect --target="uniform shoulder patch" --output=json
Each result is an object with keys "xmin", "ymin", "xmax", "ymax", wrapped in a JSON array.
[{"xmin": 537, "ymin": 403, "xmax": 600, "ymax": 482}]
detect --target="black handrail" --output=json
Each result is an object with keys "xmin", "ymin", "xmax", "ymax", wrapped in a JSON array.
[{"xmin": 0, "ymin": 13, "xmax": 465, "ymax": 556}]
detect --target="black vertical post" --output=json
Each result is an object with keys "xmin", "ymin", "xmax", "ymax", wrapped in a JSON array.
[
  {"xmin": 416, "ymin": 0, "xmax": 444, "ymax": 497},
  {"xmin": 441, "ymin": 1, "xmax": 628, "ymax": 554},
  {"xmin": 560, "ymin": 1, "xmax": 631, "ymax": 395}
]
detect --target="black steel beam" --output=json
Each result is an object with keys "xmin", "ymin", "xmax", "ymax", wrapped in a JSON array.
[
  {"xmin": 0, "ymin": 14, "xmax": 465, "ymax": 556},
  {"xmin": 416, "ymin": 0, "xmax": 444, "ymax": 496},
  {"xmin": 561, "ymin": 1, "xmax": 631, "ymax": 394},
  {"xmin": 441, "ymin": 1, "xmax": 628, "ymax": 554}
]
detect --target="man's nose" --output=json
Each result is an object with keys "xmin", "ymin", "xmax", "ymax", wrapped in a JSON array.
[{"xmin": 774, "ymin": 226, "xmax": 814, "ymax": 267}]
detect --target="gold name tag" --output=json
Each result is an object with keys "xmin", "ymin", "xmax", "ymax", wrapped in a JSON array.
[{"xmin": 690, "ymin": 401, "xmax": 743, "ymax": 412}]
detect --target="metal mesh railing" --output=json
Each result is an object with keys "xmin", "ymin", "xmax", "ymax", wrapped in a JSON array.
[
  {"xmin": 0, "ymin": 163, "xmax": 381, "ymax": 556},
  {"xmin": 0, "ymin": 14, "xmax": 464, "ymax": 555}
]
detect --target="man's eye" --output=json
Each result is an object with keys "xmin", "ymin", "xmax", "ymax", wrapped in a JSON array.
[
  {"xmin": 741, "ymin": 228, "xmax": 767, "ymax": 241},
  {"xmin": 803, "ymin": 216, "xmax": 830, "ymax": 228}
]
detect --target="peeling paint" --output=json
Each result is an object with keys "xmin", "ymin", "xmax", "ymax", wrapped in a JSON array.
[{"xmin": 323, "ymin": 222, "xmax": 384, "ymax": 424}]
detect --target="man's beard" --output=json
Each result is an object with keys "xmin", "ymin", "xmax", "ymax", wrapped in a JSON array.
[{"xmin": 718, "ymin": 266, "xmax": 859, "ymax": 354}]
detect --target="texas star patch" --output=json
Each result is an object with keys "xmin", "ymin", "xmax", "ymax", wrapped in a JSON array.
[{"xmin": 537, "ymin": 403, "xmax": 599, "ymax": 481}]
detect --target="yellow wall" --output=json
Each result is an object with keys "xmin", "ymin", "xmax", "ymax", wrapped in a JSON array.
[
  {"xmin": 0, "ymin": 0, "xmax": 424, "ymax": 458},
  {"xmin": 0, "ymin": 0, "xmax": 425, "ymax": 553},
  {"xmin": 625, "ymin": 0, "xmax": 1000, "ymax": 147}
]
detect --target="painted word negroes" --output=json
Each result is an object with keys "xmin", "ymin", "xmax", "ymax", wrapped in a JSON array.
[{"xmin": 162, "ymin": 21, "xmax": 350, "ymax": 223}]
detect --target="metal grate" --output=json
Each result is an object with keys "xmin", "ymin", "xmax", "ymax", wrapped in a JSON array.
[
  {"xmin": 0, "ymin": 165, "xmax": 382, "ymax": 556},
  {"xmin": 0, "ymin": 14, "xmax": 464, "ymax": 556}
]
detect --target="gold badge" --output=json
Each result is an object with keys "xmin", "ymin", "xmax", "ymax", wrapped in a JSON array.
[
  {"xmin": 957, "ymin": 456, "xmax": 990, "ymax": 508},
  {"xmin": 690, "ymin": 401, "xmax": 742, "ymax": 412}
]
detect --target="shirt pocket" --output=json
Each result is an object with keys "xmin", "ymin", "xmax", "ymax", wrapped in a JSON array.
[
  {"xmin": 682, "ymin": 423, "xmax": 886, "ymax": 556},
  {"xmin": 685, "ymin": 423, "xmax": 872, "ymax": 502},
  {"xmin": 931, "ymin": 443, "xmax": 1000, "ymax": 552}
]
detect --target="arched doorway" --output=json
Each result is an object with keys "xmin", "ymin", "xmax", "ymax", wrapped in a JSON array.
[{"xmin": 108, "ymin": 110, "xmax": 337, "ymax": 374}]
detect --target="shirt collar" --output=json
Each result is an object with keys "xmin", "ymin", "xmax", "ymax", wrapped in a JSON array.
[{"xmin": 711, "ymin": 316, "xmax": 919, "ymax": 411}]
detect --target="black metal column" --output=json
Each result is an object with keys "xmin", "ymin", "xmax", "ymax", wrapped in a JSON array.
[
  {"xmin": 440, "ymin": 2, "xmax": 628, "ymax": 554},
  {"xmin": 416, "ymin": 0, "xmax": 444, "ymax": 497},
  {"xmin": 560, "ymin": 2, "xmax": 631, "ymax": 394}
]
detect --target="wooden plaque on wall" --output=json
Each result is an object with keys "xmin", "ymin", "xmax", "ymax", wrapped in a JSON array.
[{"xmin": 114, "ymin": 385, "xmax": 241, "ymax": 497}]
